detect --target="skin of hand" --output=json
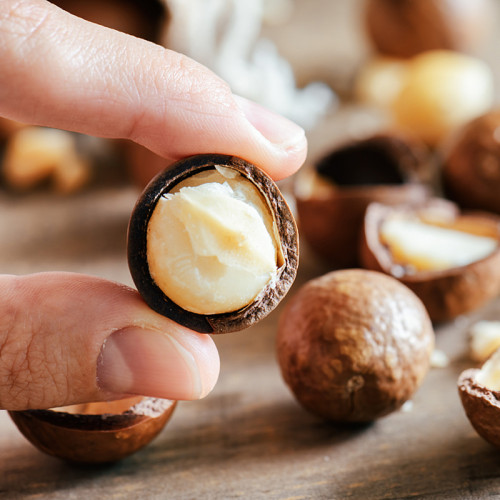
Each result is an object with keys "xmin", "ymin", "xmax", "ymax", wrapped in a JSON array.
[{"xmin": 0, "ymin": 0, "xmax": 307, "ymax": 411}]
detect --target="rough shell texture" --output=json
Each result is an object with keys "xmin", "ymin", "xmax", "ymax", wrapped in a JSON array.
[
  {"xmin": 458, "ymin": 369, "xmax": 500, "ymax": 449},
  {"xmin": 9, "ymin": 397, "xmax": 176, "ymax": 463},
  {"xmin": 276, "ymin": 269, "xmax": 434, "ymax": 422},
  {"xmin": 360, "ymin": 202, "xmax": 500, "ymax": 322},
  {"xmin": 364, "ymin": 0, "xmax": 492, "ymax": 58},
  {"xmin": 128, "ymin": 154, "xmax": 299, "ymax": 334},
  {"xmin": 442, "ymin": 110, "xmax": 500, "ymax": 215},
  {"xmin": 295, "ymin": 133, "xmax": 430, "ymax": 269}
]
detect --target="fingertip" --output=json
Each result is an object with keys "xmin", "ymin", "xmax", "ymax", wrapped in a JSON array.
[
  {"xmin": 233, "ymin": 95, "xmax": 308, "ymax": 180},
  {"xmin": 192, "ymin": 333, "xmax": 221, "ymax": 399}
]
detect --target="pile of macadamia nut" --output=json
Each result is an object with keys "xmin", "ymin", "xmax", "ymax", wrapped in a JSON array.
[
  {"xmin": 284, "ymin": 0, "xmax": 500, "ymax": 446},
  {"xmin": 295, "ymin": 0, "xmax": 500, "ymax": 323}
]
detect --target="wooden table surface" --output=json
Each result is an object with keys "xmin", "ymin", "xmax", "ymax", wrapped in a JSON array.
[{"xmin": 2, "ymin": 1, "xmax": 500, "ymax": 498}]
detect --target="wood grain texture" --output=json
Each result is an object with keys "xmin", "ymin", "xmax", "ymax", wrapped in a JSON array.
[{"xmin": 2, "ymin": 0, "xmax": 500, "ymax": 497}]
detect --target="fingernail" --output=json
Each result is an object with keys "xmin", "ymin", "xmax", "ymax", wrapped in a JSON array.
[
  {"xmin": 234, "ymin": 95, "xmax": 305, "ymax": 150},
  {"xmin": 97, "ymin": 327, "xmax": 203, "ymax": 400}
]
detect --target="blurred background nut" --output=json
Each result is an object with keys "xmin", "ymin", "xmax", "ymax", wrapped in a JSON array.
[
  {"xmin": 469, "ymin": 321, "xmax": 500, "ymax": 363},
  {"xmin": 442, "ymin": 110, "xmax": 500, "ymax": 215},
  {"xmin": 364, "ymin": 0, "xmax": 494, "ymax": 59},
  {"xmin": 2, "ymin": 127, "xmax": 91, "ymax": 194},
  {"xmin": 276, "ymin": 269, "xmax": 434, "ymax": 423},
  {"xmin": 355, "ymin": 56, "xmax": 409, "ymax": 109},
  {"xmin": 390, "ymin": 50, "xmax": 494, "ymax": 146}
]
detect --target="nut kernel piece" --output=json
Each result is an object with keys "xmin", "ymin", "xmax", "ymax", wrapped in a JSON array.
[
  {"xmin": 147, "ymin": 173, "xmax": 278, "ymax": 315},
  {"xmin": 380, "ymin": 217, "xmax": 497, "ymax": 272},
  {"xmin": 474, "ymin": 349, "xmax": 500, "ymax": 390},
  {"xmin": 470, "ymin": 321, "xmax": 500, "ymax": 363}
]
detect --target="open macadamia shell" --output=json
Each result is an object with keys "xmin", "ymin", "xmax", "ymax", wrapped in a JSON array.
[
  {"xmin": 360, "ymin": 201, "xmax": 500, "ymax": 322},
  {"xmin": 442, "ymin": 110, "xmax": 500, "ymax": 215},
  {"xmin": 9, "ymin": 397, "xmax": 176, "ymax": 463},
  {"xmin": 458, "ymin": 365, "xmax": 500, "ymax": 449},
  {"xmin": 128, "ymin": 154, "xmax": 298, "ymax": 334},
  {"xmin": 276, "ymin": 269, "xmax": 434, "ymax": 423},
  {"xmin": 294, "ymin": 133, "xmax": 430, "ymax": 269}
]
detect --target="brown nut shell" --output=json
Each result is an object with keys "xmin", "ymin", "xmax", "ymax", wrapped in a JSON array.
[
  {"xmin": 360, "ymin": 201, "xmax": 500, "ymax": 322},
  {"xmin": 442, "ymin": 110, "xmax": 500, "ymax": 215},
  {"xmin": 364, "ymin": 0, "xmax": 493, "ymax": 58},
  {"xmin": 295, "ymin": 133, "xmax": 430, "ymax": 269},
  {"xmin": 458, "ymin": 369, "xmax": 500, "ymax": 449},
  {"xmin": 9, "ymin": 397, "xmax": 176, "ymax": 463},
  {"xmin": 276, "ymin": 269, "xmax": 434, "ymax": 422},
  {"xmin": 128, "ymin": 154, "xmax": 299, "ymax": 334}
]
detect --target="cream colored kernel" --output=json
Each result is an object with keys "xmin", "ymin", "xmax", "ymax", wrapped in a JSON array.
[{"xmin": 147, "ymin": 169, "xmax": 279, "ymax": 315}]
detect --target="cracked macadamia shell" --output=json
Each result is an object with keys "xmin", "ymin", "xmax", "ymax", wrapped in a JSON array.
[
  {"xmin": 276, "ymin": 269, "xmax": 434, "ymax": 422},
  {"xmin": 294, "ymin": 133, "xmax": 430, "ymax": 269},
  {"xmin": 128, "ymin": 154, "xmax": 298, "ymax": 334},
  {"xmin": 458, "ymin": 362, "xmax": 500, "ymax": 449},
  {"xmin": 360, "ymin": 201, "xmax": 500, "ymax": 322},
  {"xmin": 9, "ymin": 397, "xmax": 176, "ymax": 463}
]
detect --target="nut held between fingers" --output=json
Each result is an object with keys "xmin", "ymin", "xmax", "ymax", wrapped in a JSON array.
[{"xmin": 128, "ymin": 154, "xmax": 299, "ymax": 334}]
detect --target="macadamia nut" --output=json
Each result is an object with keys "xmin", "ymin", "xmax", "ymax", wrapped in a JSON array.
[{"xmin": 470, "ymin": 321, "xmax": 500, "ymax": 363}]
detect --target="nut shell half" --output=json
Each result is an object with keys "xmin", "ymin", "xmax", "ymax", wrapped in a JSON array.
[
  {"xmin": 360, "ymin": 201, "xmax": 500, "ymax": 322},
  {"xmin": 276, "ymin": 269, "xmax": 434, "ymax": 422},
  {"xmin": 128, "ymin": 154, "xmax": 298, "ymax": 333},
  {"xmin": 9, "ymin": 397, "xmax": 176, "ymax": 463},
  {"xmin": 458, "ymin": 369, "xmax": 500, "ymax": 449},
  {"xmin": 295, "ymin": 133, "xmax": 430, "ymax": 269}
]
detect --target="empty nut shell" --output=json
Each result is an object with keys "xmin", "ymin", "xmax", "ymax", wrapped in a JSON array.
[
  {"xmin": 9, "ymin": 397, "xmax": 176, "ymax": 463},
  {"xmin": 294, "ymin": 133, "xmax": 430, "ymax": 269},
  {"xmin": 128, "ymin": 154, "xmax": 298, "ymax": 334}
]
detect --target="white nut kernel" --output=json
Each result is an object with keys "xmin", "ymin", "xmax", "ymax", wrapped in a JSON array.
[
  {"xmin": 147, "ymin": 168, "xmax": 280, "ymax": 315},
  {"xmin": 470, "ymin": 321, "xmax": 500, "ymax": 362}
]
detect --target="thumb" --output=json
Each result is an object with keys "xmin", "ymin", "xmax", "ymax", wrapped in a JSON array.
[
  {"xmin": 0, "ymin": 273, "xmax": 220, "ymax": 411},
  {"xmin": 0, "ymin": 0, "xmax": 307, "ymax": 180}
]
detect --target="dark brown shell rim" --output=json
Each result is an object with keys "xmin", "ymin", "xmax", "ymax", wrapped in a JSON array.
[
  {"xmin": 127, "ymin": 154, "xmax": 299, "ymax": 333},
  {"xmin": 9, "ymin": 397, "xmax": 175, "ymax": 431}
]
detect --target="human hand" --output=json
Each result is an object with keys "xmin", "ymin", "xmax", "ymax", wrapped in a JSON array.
[{"xmin": 0, "ymin": 0, "xmax": 307, "ymax": 411}]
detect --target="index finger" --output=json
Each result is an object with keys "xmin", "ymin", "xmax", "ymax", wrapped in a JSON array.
[{"xmin": 0, "ymin": 0, "xmax": 307, "ymax": 180}]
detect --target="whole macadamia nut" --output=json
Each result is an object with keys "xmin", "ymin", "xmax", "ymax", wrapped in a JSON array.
[
  {"xmin": 442, "ymin": 110, "xmax": 500, "ymax": 214},
  {"xmin": 364, "ymin": 0, "xmax": 494, "ymax": 59},
  {"xmin": 276, "ymin": 269, "xmax": 434, "ymax": 422}
]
